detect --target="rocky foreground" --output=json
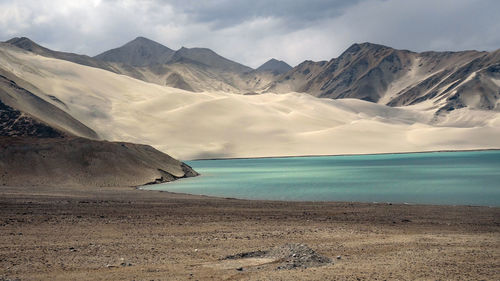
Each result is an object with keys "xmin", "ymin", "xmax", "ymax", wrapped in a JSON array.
[{"xmin": 0, "ymin": 185, "xmax": 498, "ymax": 280}]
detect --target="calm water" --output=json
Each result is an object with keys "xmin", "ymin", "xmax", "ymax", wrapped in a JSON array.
[{"xmin": 147, "ymin": 150, "xmax": 500, "ymax": 206}]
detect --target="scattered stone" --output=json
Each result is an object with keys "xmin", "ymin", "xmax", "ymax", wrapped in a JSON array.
[
  {"xmin": 224, "ymin": 250, "xmax": 267, "ymax": 260},
  {"xmin": 337, "ymin": 255, "xmax": 342, "ymax": 260},
  {"xmin": 236, "ymin": 267, "xmax": 243, "ymax": 271}
]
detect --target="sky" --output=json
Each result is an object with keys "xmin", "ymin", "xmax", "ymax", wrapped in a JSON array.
[{"xmin": 1, "ymin": 0, "xmax": 499, "ymax": 68}]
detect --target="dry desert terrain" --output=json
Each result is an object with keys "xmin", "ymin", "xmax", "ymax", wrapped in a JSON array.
[{"xmin": 0, "ymin": 185, "xmax": 498, "ymax": 280}]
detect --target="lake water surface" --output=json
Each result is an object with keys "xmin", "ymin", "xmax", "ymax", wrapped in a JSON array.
[{"xmin": 147, "ymin": 150, "xmax": 500, "ymax": 206}]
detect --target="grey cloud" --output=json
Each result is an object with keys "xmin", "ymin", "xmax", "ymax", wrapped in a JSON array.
[
  {"xmin": 165, "ymin": 0, "xmax": 361, "ymax": 29},
  {"xmin": 0, "ymin": 0, "xmax": 499, "ymax": 68}
]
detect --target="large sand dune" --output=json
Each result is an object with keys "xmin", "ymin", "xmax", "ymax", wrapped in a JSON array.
[{"xmin": 1, "ymin": 45, "xmax": 499, "ymax": 159}]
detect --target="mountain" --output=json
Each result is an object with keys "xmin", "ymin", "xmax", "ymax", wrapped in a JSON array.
[
  {"xmin": 6, "ymin": 36, "xmax": 252, "ymax": 92},
  {"xmin": 6, "ymin": 37, "xmax": 118, "ymax": 73},
  {"xmin": 0, "ymin": 136, "xmax": 198, "ymax": 187},
  {"xmin": 1, "ymin": 43, "xmax": 499, "ymax": 160},
  {"xmin": 94, "ymin": 36, "xmax": 174, "ymax": 66},
  {"xmin": 0, "ymin": 44, "xmax": 198, "ymax": 187},
  {"xmin": 4, "ymin": 37, "xmax": 147, "ymax": 80},
  {"xmin": 5, "ymin": 37, "xmax": 499, "ymax": 114},
  {"xmin": 92, "ymin": 37, "xmax": 257, "ymax": 92},
  {"xmin": 256, "ymin": 58, "xmax": 292, "ymax": 75},
  {"xmin": 94, "ymin": 37, "xmax": 252, "ymax": 72},
  {"xmin": 267, "ymin": 43, "xmax": 500, "ymax": 114},
  {"xmin": 169, "ymin": 47, "xmax": 252, "ymax": 73},
  {"xmin": 265, "ymin": 60, "xmax": 329, "ymax": 93}
]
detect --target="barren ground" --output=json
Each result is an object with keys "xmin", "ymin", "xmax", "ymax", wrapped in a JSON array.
[{"xmin": 0, "ymin": 185, "xmax": 498, "ymax": 280}]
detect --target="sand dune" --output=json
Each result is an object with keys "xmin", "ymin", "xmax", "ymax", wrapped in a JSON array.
[{"xmin": 1, "ymin": 45, "xmax": 499, "ymax": 160}]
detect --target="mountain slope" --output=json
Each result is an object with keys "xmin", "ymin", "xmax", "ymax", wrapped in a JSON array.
[
  {"xmin": 0, "ymin": 93, "xmax": 197, "ymax": 187},
  {"xmin": 92, "ymin": 37, "xmax": 254, "ymax": 92},
  {"xmin": 6, "ymin": 37, "xmax": 118, "ymax": 73},
  {"xmin": 94, "ymin": 36, "xmax": 174, "ymax": 66},
  {"xmin": 0, "ymin": 68, "xmax": 99, "ymax": 139},
  {"xmin": 0, "ymin": 99, "xmax": 65, "ymax": 138},
  {"xmin": 0, "ymin": 137, "xmax": 198, "ymax": 187},
  {"xmin": 4, "ymin": 37, "xmax": 147, "ymax": 80},
  {"xmin": 169, "ymin": 47, "xmax": 252, "ymax": 73},
  {"xmin": 1, "ymin": 44, "xmax": 498, "ymax": 160},
  {"xmin": 0, "ymin": 44, "xmax": 198, "ymax": 187},
  {"xmin": 267, "ymin": 43, "xmax": 500, "ymax": 114},
  {"xmin": 265, "ymin": 60, "xmax": 329, "ymax": 93}
]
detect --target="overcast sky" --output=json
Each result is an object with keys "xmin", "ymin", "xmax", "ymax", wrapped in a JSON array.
[{"xmin": 1, "ymin": 0, "xmax": 499, "ymax": 68}]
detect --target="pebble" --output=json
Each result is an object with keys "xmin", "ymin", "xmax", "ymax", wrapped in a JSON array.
[{"xmin": 337, "ymin": 255, "xmax": 342, "ymax": 260}]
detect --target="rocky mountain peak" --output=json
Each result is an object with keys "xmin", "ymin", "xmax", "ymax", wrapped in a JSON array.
[
  {"xmin": 342, "ymin": 42, "xmax": 395, "ymax": 57},
  {"xmin": 5, "ymin": 37, "xmax": 46, "ymax": 53},
  {"xmin": 94, "ymin": 36, "xmax": 174, "ymax": 66},
  {"xmin": 257, "ymin": 59, "xmax": 292, "ymax": 75}
]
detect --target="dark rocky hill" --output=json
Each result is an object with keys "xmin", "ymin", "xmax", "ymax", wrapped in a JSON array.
[{"xmin": 256, "ymin": 58, "xmax": 292, "ymax": 75}]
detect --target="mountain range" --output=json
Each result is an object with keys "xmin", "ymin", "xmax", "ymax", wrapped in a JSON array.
[
  {"xmin": 0, "ymin": 36, "xmax": 499, "ymax": 165},
  {"xmin": 268, "ymin": 43, "xmax": 500, "ymax": 115},
  {"xmin": 6, "ymin": 36, "xmax": 499, "ymax": 115}
]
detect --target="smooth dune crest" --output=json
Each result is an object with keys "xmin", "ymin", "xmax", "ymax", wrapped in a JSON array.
[{"xmin": 1, "ymin": 45, "xmax": 499, "ymax": 160}]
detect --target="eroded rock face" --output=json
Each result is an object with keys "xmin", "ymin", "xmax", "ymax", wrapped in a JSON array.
[{"xmin": 0, "ymin": 100, "xmax": 64, "ymax": 138}]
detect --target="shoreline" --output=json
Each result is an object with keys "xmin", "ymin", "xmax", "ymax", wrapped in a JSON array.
[
  {"xmin": 188, "ymin": 147, "xmax": 500, "ymax": 161},
  {"xmin": 141, "ymin": 187, "xmax": 500, "ymax": 208}
]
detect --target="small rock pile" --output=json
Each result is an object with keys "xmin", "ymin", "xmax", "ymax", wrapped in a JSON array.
[
  {"xmin": 268, "ymin": 243, "xmax": 332, "ymax": 270},
  {"xmin": 224, "ymin": 243, "xmax": 332, "ymax": 270}
]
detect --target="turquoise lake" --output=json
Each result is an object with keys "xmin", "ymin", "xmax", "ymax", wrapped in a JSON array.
[{"xmin": 147, "ymin": 150, "xmax": 500, "ymax": 206}]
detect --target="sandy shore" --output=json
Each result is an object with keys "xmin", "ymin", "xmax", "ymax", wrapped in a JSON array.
[
  {"xmin": 0, "ymin": 185, "xmax": 499, "ymax": 280},
  {"xmin": 190, "ymin": 148, "xmax": 500, "ymax": 161}
]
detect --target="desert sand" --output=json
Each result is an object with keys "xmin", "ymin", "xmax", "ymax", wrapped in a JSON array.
[
  {"xmin": 0, "ymin": 185, "xmax": 498, "ymax": 280},
  {"xmin": 1, "ymin": 44, "xmax": 499, "ymax": 160}
]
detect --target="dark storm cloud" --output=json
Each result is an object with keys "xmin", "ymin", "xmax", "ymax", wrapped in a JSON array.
[
  {"xmin": 0, "ymin": 0, "xmax": 499, "ymax": 68},
  {"xmin": 166, "ymin": 0, "xmax": 361, "ymax": 28}
]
